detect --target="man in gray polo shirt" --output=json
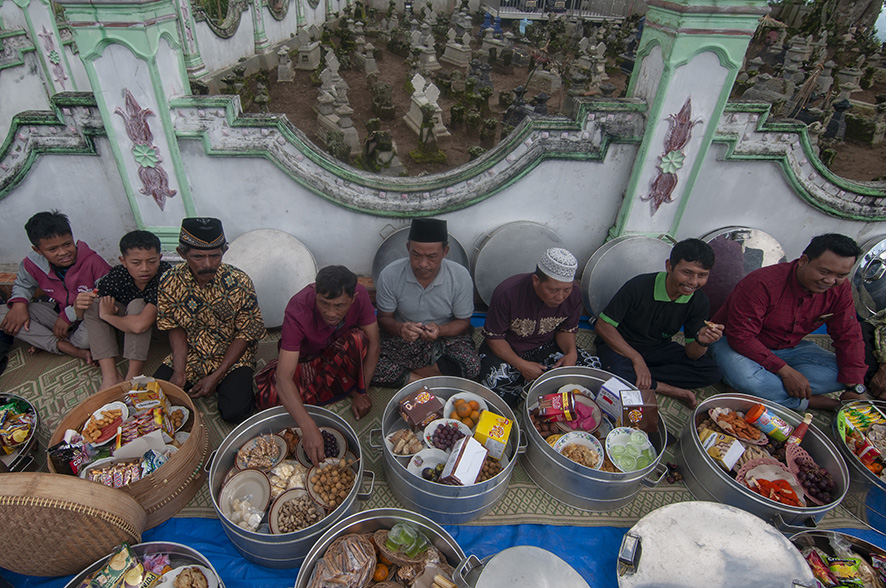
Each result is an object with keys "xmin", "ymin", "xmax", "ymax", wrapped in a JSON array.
[{"xmin": 372, "ymin": 218, "xmax": 479, "ymax": 387}]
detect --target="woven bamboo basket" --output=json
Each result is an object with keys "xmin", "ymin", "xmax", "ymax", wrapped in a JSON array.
[
  {"xmin": 0, "ymin": 472, "xmax": 146, "ymax": 576},
  {"xmin": 47, "ymin": 378, "xmax": 209, "ymax": 529}
]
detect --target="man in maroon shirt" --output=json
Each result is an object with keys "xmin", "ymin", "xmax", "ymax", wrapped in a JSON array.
[
  {"xmin": 254, "ymin": 266, "xmax": 380, "ymax": 464},
  {"xmin": 710, "ymin": 234, "xmax": 868, "ymax": 411}
]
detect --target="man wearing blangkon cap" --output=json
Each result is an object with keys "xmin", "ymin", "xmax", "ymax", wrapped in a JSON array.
[
  {"xmin": 372, "ymin": 218, "xmax": 479, "ymax": 387},
  {"xmin": 479, "ymin": 248, "xmax": 601, "ymax": 407},
  {"xmin": 154, "ymin": 218, "xmax": 266, "ymax": 423}
]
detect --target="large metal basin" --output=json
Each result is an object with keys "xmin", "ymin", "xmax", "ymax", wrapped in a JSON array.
[
  {"xmin": 678, "ymin": 394, "xmax": 849, "ymax": 533},
  {"xmin": 64, "ymin": 542, "xmax": 225, "ymax": 588},
  {"xmin": 832, "ymin": 400, "xmax": 886, "ymax": 528},
  {"xmin": 370, "ymin": 377, "xmax": 522, "ymax": 525},
  {"xmin": 294, "ymin": 508, "xmax": 465, "ymax": 588},
  {"xmin": 522, "ymin": 367, "xmax": 669, "ymax": 511},
  {"xmin": 0, "ymin": 393, "xmax": 39, "ymax": 472},
  {"xmin": 208, "ymin": 406, "xmax": 373, "ymax": 569}
]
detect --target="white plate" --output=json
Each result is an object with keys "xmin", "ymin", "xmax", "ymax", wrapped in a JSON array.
[
  {"xmin": 168, "ymin": 405, "xmax": 189, "ymax": 432},
  {"xmin": 553, "ymin": 431, "xmax": 604, "ymax": 470},
  {"xmin": 443, "ymin": 393, "xmax": 489, "ymax": 422},
  {"xmin": 219, "ymin": 468, "xmax": 271, "ymax": 519},
  {"xmin": 557, "ymin": 383, "xmax": 594, "ymax": 398},
  {"xmin": 156, "ymin": 565, "xmax": 219, "ymax": 588},
  {"xmin": 236, "ymin": 434, "xmax": 288, "ymax": 471},
  {"xmin": 84, "ymin": 401, "xmax": 129, "ymax": 446},
  {"xmin": 295, "ymin": 427, "xmax": 347, "ymax": 467},
  {"xmin": 555, "ymin": 394, "xmax": 603, "ymax": 434},
  {"xmin": 407, "ymin": 448, "xmax": 450, "ymax": 479},
  {"xmin": 385, "ymin": 428, "xmax": 426, "ymax": 457},
  {"xmin": 605, "ymin": 427, "xmax": 655, "ymax": 473},
  {"xmin": 423, "ymin": 419, "xmax": 471, "ymax": 452}
]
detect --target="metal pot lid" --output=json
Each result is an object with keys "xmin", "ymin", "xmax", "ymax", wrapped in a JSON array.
[
  {"xmin": 473, "ymin": 222, "xmax": 566, "ymax": 305},
  {"xmin": 617, "ymin": 502, "xmax": 815, "ymax": 588},
  {"xmin": 852, "ymin": 235, "xmax": 886, "ymax": 319},
  {"xmin": 700, "ymin": 227, "xmax": 787, "ymax": 317},
  {"xmin": 458, "ymin": 546, "xmax": 590, "ymax": 588},
  {"xmin": 224, "ymin": 229, "xmax": 317, "ymax": 329},
  {"xmin": 371, "ymin": 226, "xmax": 470, "ymax": 287},
  {"xmin": 581, "ymin": 236, "xmax": 674, "ymax": 317}
]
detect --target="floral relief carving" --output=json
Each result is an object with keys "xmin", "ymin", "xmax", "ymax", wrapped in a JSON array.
[
  {"xmin": 114, "ymin": 89, "xmax": 177, "ymax": 211},
  {"xmin": 37, "ymin": 25, "xmax": 68, "ymax": 89},
  {"xmin": 641, "ymin": 97, "xmax": 702, "ymax": 214}
]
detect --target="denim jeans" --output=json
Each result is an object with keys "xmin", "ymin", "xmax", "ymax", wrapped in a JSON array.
[{"xmin": 709, "ymin": 339, "xmax": 842, "ymax": 411}]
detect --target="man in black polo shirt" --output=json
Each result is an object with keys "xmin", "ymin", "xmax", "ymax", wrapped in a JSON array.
[{"xmin": 594, "ymin": 239, "xmax": 723, "ymax": 408}]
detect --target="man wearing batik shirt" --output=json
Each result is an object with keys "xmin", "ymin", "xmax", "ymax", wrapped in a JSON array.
[
  {"xmin": 479, "ymin": 248, "xmax": 600, "ymax": 407},
  {"xmin": 154, "ymin": 218, "xmax": 266, "ymax": 423},
  {"xmin": 256, "ymin": 265, "xmax": 380, "ymax": 465}
]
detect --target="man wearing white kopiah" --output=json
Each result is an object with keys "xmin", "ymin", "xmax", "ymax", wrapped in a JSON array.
[{"xmin": 479, "ymin": 248, "xmax": 600, "ymax": 407}]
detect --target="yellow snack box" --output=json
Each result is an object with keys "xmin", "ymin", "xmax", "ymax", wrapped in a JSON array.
[{"xmin": 473, "ymin": 410, "xmax": 512, "ymax": 461}]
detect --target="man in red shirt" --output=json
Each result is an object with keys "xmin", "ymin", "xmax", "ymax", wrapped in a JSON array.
[
  {"xmin": 255, "ymin": 265, "xmax": 380, "ymax": 465},
  {"xmin": 710, "ymin": 234, "xmax": 868, "ymax": 411}
]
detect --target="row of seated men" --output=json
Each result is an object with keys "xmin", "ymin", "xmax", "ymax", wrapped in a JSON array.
[{"xmin": 1, "ymin": 212, "xmax": 883, "ymax": 466}]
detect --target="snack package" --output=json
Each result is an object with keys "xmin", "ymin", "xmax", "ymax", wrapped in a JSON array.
[
  {"xmin": 698, "ymin": 428, "xmax": 745, "ymax": 471},
  {"xmin": 141, "ymin": 553, "xmax": 171, "ymax": 576},
  {"xmin": 829, "ymin": 535, "xmax": 883, "ymax": 588},
  {"xmin": 398, "ymin": 387, "xmax": 443, "ymax": 430},
  {"xmin": 48, "ymin": 440, "xmax": 97, "ymax": 475},
  {"xmin": 871, "ymin": 554, "xmax": 886, "ymax": 585},
  {"xmin": 473, "ymin": 410, "xmax": 512, "ymax": 460},
  {"xmin": 0, "ymin": 412, "xmax": 34, "ymax": 454},
  {"xmin": 89, "ymin": 543, "xmax": 138, "ymax": 588},
  {"xmin": 125, "ymin": 382, "xmax": 172, "ymax": 416},
  {"xmin": 802, "ymin": 548, "xmax": 840, "ymax": 587},
  {"xmin": 537, "ymin": 391, "xmax": 576, "ymax": 423},
  {"xmin": 620, "ymin": 388, "xmax": 658, "ymax": 433},
  {"xmin": 827, "ymin": 557, "xmax": 864, "ymax": 588},
  {"xmin": 843, "ymin": 405, "xmax": 886, "ymax": 430}
]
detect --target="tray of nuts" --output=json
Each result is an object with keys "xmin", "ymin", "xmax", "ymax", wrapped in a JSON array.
[
  {"xmin": 236, "ymin": 434, "xmax": 288, "ymax": 471},
  {"xmin": 82, "ymin": 402, "xmax": 129, "ymax": 445},
  {"xmin": 307, "ymin": 458, "xmax": 357, "ymax": 510},
  {"xmin": 269, "ymin": 488, "xmax": 326, "ymax": 534}
]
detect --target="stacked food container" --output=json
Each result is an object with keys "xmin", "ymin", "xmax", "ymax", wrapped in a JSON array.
[
  {"xmin": 522, "ymin": 367, "xmax": 669, "ymax": 511},
  {"xmin": 209, "ymin": 405, "xmax": 373, "ymax": 568},
  {"xmin": 832, "ymin": 400, "xmax": 886, "ymax": 528},
  {"xmin": 677, "ymin": 393, "xmax": 849, "ymax": 532},
  {"xmin": 372, "ymin": 376, "xmax": 521, "ymax": 524}
]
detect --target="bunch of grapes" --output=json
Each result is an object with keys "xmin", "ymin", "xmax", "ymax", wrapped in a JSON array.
[
  {"xmin": 431, "ymin": 423, "xmax": 465, "ymax": 451},
  {"xmin": 322, "ymin": 430, "xmax": 339, "ymax": 457},
  {"xmin": 796, "ymin": 461, "xmax": 837, "ymax": 503}
]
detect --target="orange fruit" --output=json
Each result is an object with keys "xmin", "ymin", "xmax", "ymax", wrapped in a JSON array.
[
  {"xmin": 462, "ymin": 417, "xmax": 474, "ymax": 429},
  {"xmin": 456, "ymin": 403, "xmax": 471, "ymax": 418},
  {"xmin": 468, "ymin": 400, "xmax": 480, "ymax": 411},
  {"xmin": 374, "ymin": 564, "xmax": 389, "ymax": 582},
  {"xmin": 470, "ymin": 410, "xmax": 481, "ymax": 422},
  {"xmin": 450, "ymin": 411, "xmax": 459, "ymax": 420},
  {"xmin": 453, "ymin": 398, "xmax": 466, "ymax": 406}
]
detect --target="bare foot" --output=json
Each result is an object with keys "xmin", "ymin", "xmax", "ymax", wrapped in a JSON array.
[
  {"xmin": 27, "ymin": 345, "xmax": 38, "ymax": 355},
  {"xmin": 653, "ymin": 383, "xmax": 698, "ymax": 409},
  {"xmin": 58, "ymin": 341, "xmax": 94, "ymax": 365}
]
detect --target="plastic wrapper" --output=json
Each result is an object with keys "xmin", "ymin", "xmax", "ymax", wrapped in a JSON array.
[
  {"xmin": 0, "ymin": 403, "xmax": 34, "ymax": 454},
  {"xmin": 87, "ymin": 460, "xmax": 142, "ymax": 489},
  {"xmin": 89, "ymin": 543, "xmax": 138, "ymax": 588},
  {"xmin": 871, "ymin": 555, "xmax": 886, "ymax": 585},
  {"xmin": 268, "ymin": 460, "xmax": 307, "ymax": 500},
  {"xmin": 48, "ymin": 439, "xmax": 97, "ymax": 475},
  {"xmin": 307, "ymin": 534, "xmax": 376, "ymax": 588},
  {"xmin": 802, "ymin": 547, "xmax": 840, "ymax": 587},
  {"xmin": 828, "ymin": 535, "xmax": 884, "ymax": 588},
  {"xmin": 141, "ymin": 553, "xmax": 171, "ymax": 575},
  {"xmin": 828, "ymin": 557, "xmax": 864, "ymax": 588},
  {"xmin": 141, "ymin": 449, "xmax": 168, "ymax": 476},
  {"xmin": 228, "ymin": 495, "xmax": 263, "ymax": 532}
]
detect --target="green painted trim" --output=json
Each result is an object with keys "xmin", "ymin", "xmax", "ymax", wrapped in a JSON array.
[
  {"xmin": 0, "ymin": 93, "xmax": 105, "ymax": 197},
  {"xmin": 17, "ymin": 2, "xmax": 57, "ymax": 94},
  {"xmin": 146, "ymin": 48, "xmax": 197, "ymax": 216},
  {"xmin": 39, "ymin": 0, "xmax": 80, "ymax": 91},
  {"xmin": 0, "ymin": 30, "xmax": 36, "ymax": 72},
  {"xmin": 714, "ymin": 102, "xmax": 886, "ymax": 220},
  {"xmin": 142, "ymin": 225, "xmax": 181, "ymax": 249}
]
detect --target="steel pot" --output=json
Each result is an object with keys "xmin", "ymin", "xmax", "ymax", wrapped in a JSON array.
[
  {"xmin": 294, "ymin": 508, "xmax": 465, "ymax": 588},
  {"xmin": 209, "ymin": 406, "xmax": 374, "ymax": 569},
  {"xmin": 369, "ymin": 377, "xmax": 522, "ymax": 525},
  {"xmin": 677, "ymin": 393, "xmax": 849, "ymax": 533},
  {"xmin": 791, "ymin": 530, "xmax": 886, "ymax": 562},
  {"xmin": 522, "ymin": 367, "xmax": 668, "ymax": 511},
  {"xmin": 0, "ymin": 393, "xmax": 39, "ymax": 472},
  {"xmin": 832, "ymin": 400, "xmax": 886, "ymax": 528},
  {"xmin": 64, "ymin": 542, "xmax": 225, "ymax": 588}
]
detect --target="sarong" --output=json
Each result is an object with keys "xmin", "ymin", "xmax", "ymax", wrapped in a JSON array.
[
  {"xmin": 255, "ymin": 328, "xmax": 368, "ymax": 411},
  {"xmin": 371, "ymin": 332, "xmax": 480, "ymax": 388}
]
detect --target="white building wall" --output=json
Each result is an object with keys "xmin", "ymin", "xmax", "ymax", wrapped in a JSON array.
[
  {"xmin": 0, "ymin": 53, "xmax": 52, "ymax": 144},
  {"xmin": 192, "ymin": 11, "xmax": 257, "ymax": 74}
]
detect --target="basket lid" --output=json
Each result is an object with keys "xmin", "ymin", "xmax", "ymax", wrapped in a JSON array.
[{"xmin": 0, "ymin": 472, "xmax": 146, "ymax": 577}]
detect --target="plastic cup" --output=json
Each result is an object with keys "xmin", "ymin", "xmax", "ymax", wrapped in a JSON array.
[
  {"xmin": 609, "ymin": 444, "xmax": 626, "ymax": 457},
  {"xmin": 625, "ymin": 443, "xmax": 640, "ymax": 458},
  {"xmin": 630, "ymin": 431, "xmax": 647, "ymax": 445},
  {"xmin": 618, "ymin": 455, "xmax": 637, "ymax": 471},
  {"xmin": 635, "ymin": 455, "xmax": 650, "ymax": 469},
  {"xmin": 386, "ymin": 523, "xmax": 417, "ymax": 552}
]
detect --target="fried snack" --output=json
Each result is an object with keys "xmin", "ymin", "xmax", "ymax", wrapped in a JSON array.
[
  {"xmin": 173, "ymin": 567, "xmax": 208, "ymax": 588},
  {"xmin": 711, "ymin": 408, "xmax": 765, "ymax": 443},
  {"xmin": 82, "ymin": 409, "xmax": 123, "ymax": 443},
  {"xmin": 561, "ymin": 443, "xmax": 600, "ymax": 469},
  {"xmin": 389, "ymin": 428, "xmax": 424, "ymax": 455}
]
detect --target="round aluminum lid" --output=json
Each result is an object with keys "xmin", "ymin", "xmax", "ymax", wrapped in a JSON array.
[
  {"xmin": 473, "ymin": 222, "xmax": 567, "ymax": 305},
  {"xmin": 473, "ymin": 546, "xmax": 590, "ymax": 588},
  {"xmin": 581, "ymin": 236, "xmax": 674, "ymax": 317},
  {"xmin": 700, "ymin": 227, "xmax": 787, "ymax": 317},
  {"xmin": 224, "ymin": 229, "xmax": 317, "ymax": 328},
  {"xmin": 371, "ymin": 226, "xmax": 471, "ymax": 287},
  {"xmin": 852, "ymin": 235, "xmax": 886, "ymax": 319},
  {"xmin": 617, "ymin": 502, "xmax": 815, "ymax": 588}
]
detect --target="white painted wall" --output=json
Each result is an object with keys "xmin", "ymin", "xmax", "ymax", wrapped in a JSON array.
[
  {"xmin": 262, "ymin": 6, "xmax": 302, "ymax": 47},
  {"xmin": 0, "ymin": 53, "xmax": 52, "ymax": 145},
  {"xmin": 0, "ymin": 141, "xmax": 132, "ymax": 264},
  {"xmin": 192, "ymin": 10, "xmax": 257, "ymax": 73},
  {"xmin": 679, "ymin": 144, "xmax": 886, "ymax": 258},
  {"xmin": 63, "ymin": 42, "xmax": 91, "ymax": 91}
]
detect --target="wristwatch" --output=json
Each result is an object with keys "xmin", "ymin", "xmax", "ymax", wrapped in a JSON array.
[{"xmin": 845, "ymin": 384, "xmax": 867, "ymax": 395}]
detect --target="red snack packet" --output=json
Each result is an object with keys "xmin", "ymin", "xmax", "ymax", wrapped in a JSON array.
[{"xmin": 802, "ymin": 548, "xmax": 839, "ymax": 587}]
